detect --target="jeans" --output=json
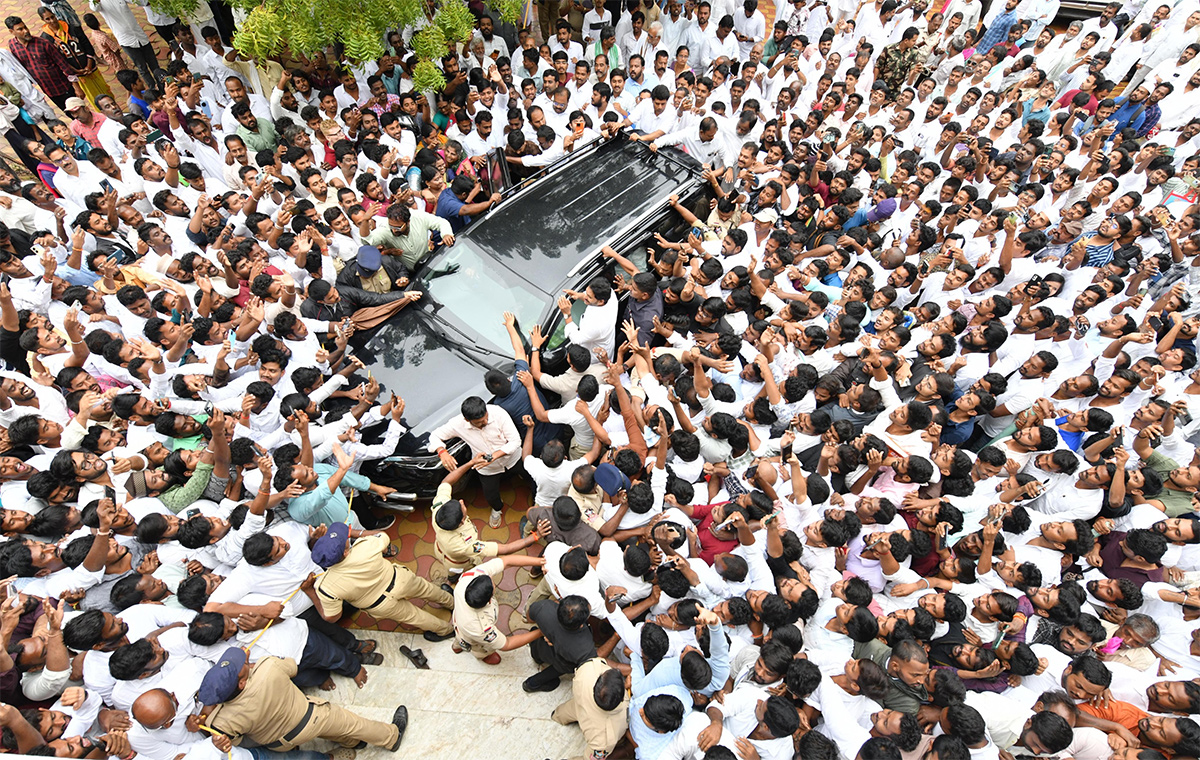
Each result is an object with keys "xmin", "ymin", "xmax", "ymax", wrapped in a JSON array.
[{"xmin": 122, "ymin": 43, "xmax": 159, "ymax": 89}]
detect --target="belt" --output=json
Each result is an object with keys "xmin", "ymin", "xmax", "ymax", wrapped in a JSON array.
[
  {"xmin": 265, "ymin": 702, "xmax": 315, "ymax": 749},
  {"xmin": 364, "ymin": 566, "xmax": 399, "ymax": 610}
]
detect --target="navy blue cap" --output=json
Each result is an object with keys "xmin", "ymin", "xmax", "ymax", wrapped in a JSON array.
[
  {"xmin": 311, "ymin": 522, "xmax": 350, "ymax": 569},
  {"xmin": 594, "ymin": 463, "xmax": 631, "ymax": 496},
  {"xmin": 357, "ymin": 245, "xmax": 382, "ymax": 275},
  {"xmin": 197, "ymin": 647, "xmax": 248, "ymax": 705}
]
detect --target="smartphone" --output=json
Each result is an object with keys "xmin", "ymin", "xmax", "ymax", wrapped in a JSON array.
[
  {"xmin": 146, "ymin": 129, "xmax": 164, "ymax": 143},
  {"xmin": 99, "ymin": 179, "xmax": 115, "ymax": 195}
]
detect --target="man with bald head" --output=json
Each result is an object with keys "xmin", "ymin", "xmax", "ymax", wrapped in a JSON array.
[{"xmin": 127, "ymin": 688, "xmax": 201, "ymax": 760}]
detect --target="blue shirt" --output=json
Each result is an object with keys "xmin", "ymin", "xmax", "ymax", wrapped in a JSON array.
[
  {"xmin": 638, "ymin": 622, "xmax": 730, "ymax": 696},
  {"xmin": 287, "ymin": 464, "xmax": 371, "ymax": 527},
  {"xmin": 940, "ymin": 415, "xmax": 978, "ymax": 446},
  {"xmin": 434, "ymin": 187, "xmax": 470, "ymax": 232},
  {"xmin": 976, "ymin": 9, "xmax": 1017, "ymax": 56},
  {"xmin": 1055, "ymin": 416, "xmax": 1085, "ymax": 451},
  {"xmin": 492, "ymin": 359, "xmax": 560, "ymax": 453},
  {"xmin": 129, "ymin": 95, "xmax": 151, "ymax": 119},
  {"xmin": 1110, "ymin": 96, "xmax": 1148, "ymax": 135}
]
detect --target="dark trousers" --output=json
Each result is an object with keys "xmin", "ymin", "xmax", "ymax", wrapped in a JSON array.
[
  {"xmin": 478, "ymin": 470, "xmax": 505, "ymax": 512},
  {"xmin": 47, "ymin": 92, "xmax": 72, "ymax": 110},
  {"xmin": 293, "ymin": 627, "xmax": 361, "ymax": 687},
  {"xmin": 5, "ymin": 119, "xmax": 39, "ymax": 175},
  {"xmin": 299, "ymin": 606, "xmax": 358, "ymax": 650},
  {"xmin": 122, "ymin": 43, "xmax": 159, "ymax": 89},
  {"xmin": 150, "ymin": 22, "xmax": 177, "ymax": 44},
  {"xmin": 207, "ymin": 0, "xmax": 238, "ymax": 44}
]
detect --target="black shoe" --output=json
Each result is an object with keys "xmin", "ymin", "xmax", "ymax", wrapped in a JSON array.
[
  {"xmin": 522, "ymin": 673, "xmax": 561, "ymax": 693},
  {"xmin": 360, "ymin": 652, "xmax": 384, "ymax": 666},
  {"xmin": 388, "ymin": 706, "xmax": 408, "ymax": 751},
  {"xmin": 423, "ymin": 630, "xmax": 454, "ymax": 642},
  {"xmin": 440, "ymin": 583, "xmax": 454, "ymax": 596}
]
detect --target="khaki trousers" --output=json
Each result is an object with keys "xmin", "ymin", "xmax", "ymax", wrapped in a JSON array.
[
  {"xmin": 287, "ymin": 701, "xmax": 399, "ymax": 750},
  {"xmin": 370, "ymin": 566, "xmax": 454, "ymax": 635}
]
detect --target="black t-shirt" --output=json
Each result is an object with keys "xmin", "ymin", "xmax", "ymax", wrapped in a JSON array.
[
  {"xmin": 0, "ymin": 327, "xmax": 28, "ymax": 375},
  {"xmin": 528, "ymin": 598, "xmax": 597, "ymax": 674}
]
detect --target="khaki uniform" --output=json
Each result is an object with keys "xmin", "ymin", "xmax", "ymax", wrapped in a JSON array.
[
  {"xmin": 314, "ymin": 534, "xmax": 453, "ymax": 636},
  {"xmin": 207, "ymin": 657, "xmax": 399, "ymax": 750},
  {"xmin": 451, "ymin": 558, "xmax": 507, "ymax": 659},
  {"xmin": 551, "ymin": 658, "xmax": 628, "ymax": 760},
  {"xmin": 567, "ymin": 485, "xmax": 606, "ymax": 531},
  {"xmin": 431, "ymin": 483, "xmax": 498, "ymax": 573}
]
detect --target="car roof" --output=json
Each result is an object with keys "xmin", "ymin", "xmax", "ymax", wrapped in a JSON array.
[{"xmin": 467, "ymin": 137, "xmax": 701, "ymax": 295}]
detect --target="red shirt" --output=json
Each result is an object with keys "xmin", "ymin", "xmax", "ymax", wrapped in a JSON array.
[
  {"xmin": 694, "ymin": 502, "xmax": 738, "ymax": 565},
  {"xmin": 1056, "ymin": 89, "xmax": 1098, "ymax": 116}
]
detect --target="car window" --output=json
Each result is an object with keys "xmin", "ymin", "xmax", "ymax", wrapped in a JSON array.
[
  {"xmin": 544, "ymin": 298, "xmax": 587, "ymax": 351},
  {"xmin": 419, "ymin": 239, "xmax": 546, "ymax": 353}
]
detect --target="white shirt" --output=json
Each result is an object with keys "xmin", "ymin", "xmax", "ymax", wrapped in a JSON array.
[
  {"xmin": 525, "ymin": 454, "xmax": 590, "ymax": 506},
  {"xmin": 564, "ymin": 297, "xmax": 619, "ymax": 357},
  {"xmin": 428, "ymin": 404, "xmax": 522, "ymax": 476},
  {"xmin": 88, "ymin": 0, "xmax": 151, "ymax": 47}
]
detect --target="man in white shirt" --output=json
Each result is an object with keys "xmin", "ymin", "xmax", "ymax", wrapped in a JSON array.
[
  {"xmin": 732, "ymin": 0, "xmax": 765, "ymax": 61},
  {"xmin": 429, "ymin": 398, "xmax": 522, "ymax": 527},
  {"xmin": 559, "ymin": 275, "xmax": 618, "ymax": 357},
  {"xmin": 550, "ymin": 20, "xmax": 587, "ymax": 66},
  {"xmin": 88, "ymin": 0, "xmax": 157, "ymax": 92},
  {"xmin": 654, "ymin": 116, "xmax": 735, "ymax": 169},
  {"xmin": 583, "ymin": 0, "xmax": 615, "ymax": 45}
]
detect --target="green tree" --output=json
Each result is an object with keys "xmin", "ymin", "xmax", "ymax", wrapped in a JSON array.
[{"xmin": 147, "ymin": 0, "xmax": 523, "ymax": 92}]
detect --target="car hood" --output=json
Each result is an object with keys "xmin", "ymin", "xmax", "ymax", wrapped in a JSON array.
[{"xmin": 350, "ymin": 311, "xmax": 511, "ymax": 456}]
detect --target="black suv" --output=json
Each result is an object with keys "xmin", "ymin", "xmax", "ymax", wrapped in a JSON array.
[{"xmin": 354, "ymin": 132, "xmax": 705, "ymax": 501}]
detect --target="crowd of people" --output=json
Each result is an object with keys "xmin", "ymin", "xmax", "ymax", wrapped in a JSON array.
[{"xmin": 0, "ymin": 0, "xmax": 1194, "ymax": 758}]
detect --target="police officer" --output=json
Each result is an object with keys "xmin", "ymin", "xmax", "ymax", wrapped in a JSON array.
[
  {"xmin": 195, "ymin": 647, "xmax": 408, "ymax": 752},
  {"xmin": 431, "ymin": 457, "xmax": 543, "ymax": 582},
  {"xmin": 550, "ymin": 657, "xmax": 629, "ymax": 760},
  {"xmin": 452, "ymin": 555, "xmax": 545, "ymax": 664},
  {"xmin": 305, "ymin": 522, "xmax": 456, "ymax": 642}
]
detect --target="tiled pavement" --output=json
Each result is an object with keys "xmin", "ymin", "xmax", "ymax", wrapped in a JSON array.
[{"xmin": 309, "ymin": 478, "xmax": 594, "ymax": 760}]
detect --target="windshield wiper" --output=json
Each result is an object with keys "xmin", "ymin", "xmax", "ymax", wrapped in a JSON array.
[
  {"xmin": 421, "ymin": 263, "xmax": 460, "ymax": 283},
  {"xmin": 419, "ymin": 304, "xmax": 510, "ymax": 361}
]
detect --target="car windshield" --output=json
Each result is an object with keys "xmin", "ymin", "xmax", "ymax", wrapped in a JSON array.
[{"xmin": 419, "ymin": 238, "xmax": 547, "ymax": 352}]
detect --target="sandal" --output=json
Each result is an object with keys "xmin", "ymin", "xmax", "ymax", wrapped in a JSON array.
[
  {"xmin": 352, "ymin": 639, "xmax": 378, "ymax": 655},
  {"xmin": 398, "ymin": 645, "xmax": 430, "ymax": 669},
  {"xmin": 359, "ymin": 652, "xmax": 384, "ymax": 666}
]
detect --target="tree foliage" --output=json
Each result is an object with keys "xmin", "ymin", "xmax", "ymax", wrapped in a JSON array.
[{"xmin": 146, "ymin": 0, "xmax": 525, "ymax": 91}]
